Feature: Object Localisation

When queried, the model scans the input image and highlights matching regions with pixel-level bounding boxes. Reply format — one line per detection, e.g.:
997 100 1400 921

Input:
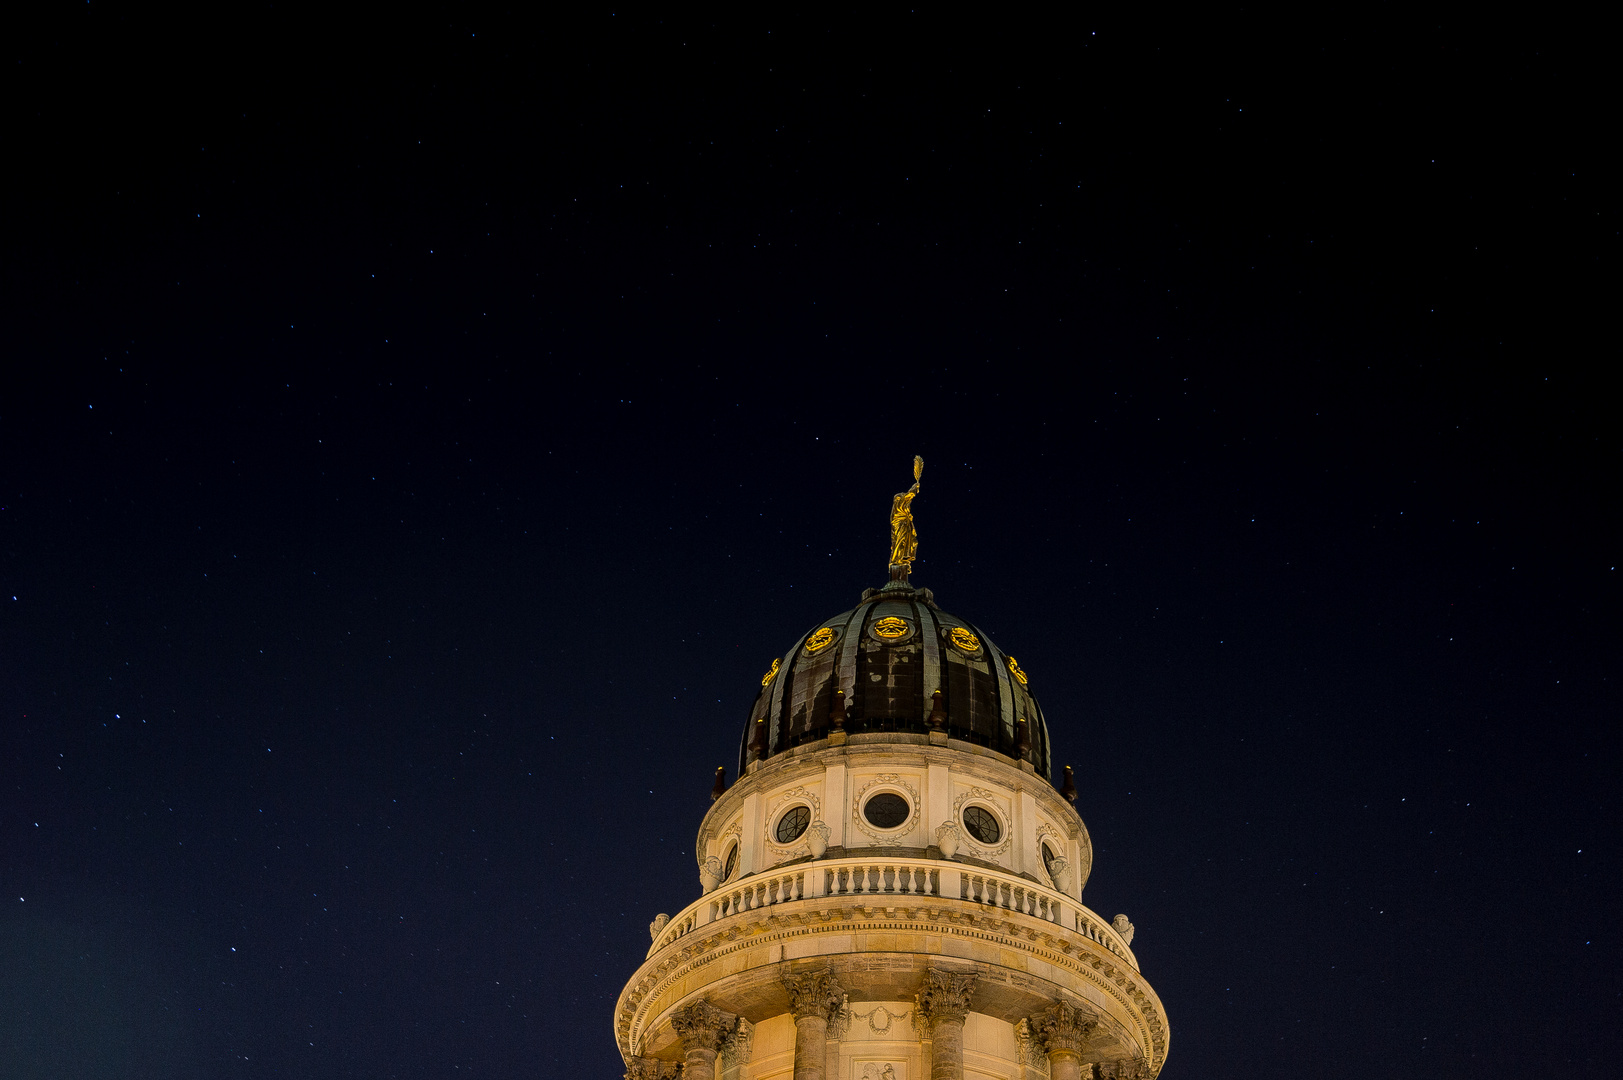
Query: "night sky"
2 10 1616 1079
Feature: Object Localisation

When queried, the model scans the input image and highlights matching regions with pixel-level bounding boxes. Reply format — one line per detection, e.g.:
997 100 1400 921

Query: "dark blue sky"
2 9 1616 1078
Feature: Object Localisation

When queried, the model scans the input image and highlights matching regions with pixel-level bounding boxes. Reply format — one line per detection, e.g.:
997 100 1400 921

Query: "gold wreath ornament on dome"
804 627 837 653
872 616 910 639
761 658 781 687
948 627 981 652
1006 655 1029 685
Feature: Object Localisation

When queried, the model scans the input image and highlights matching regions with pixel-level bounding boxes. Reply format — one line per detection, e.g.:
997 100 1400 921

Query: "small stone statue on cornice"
1111 914 1135 946
648 913 669 942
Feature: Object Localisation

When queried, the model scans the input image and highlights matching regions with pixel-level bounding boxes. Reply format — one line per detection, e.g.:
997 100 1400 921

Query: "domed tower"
616 462 1169 1080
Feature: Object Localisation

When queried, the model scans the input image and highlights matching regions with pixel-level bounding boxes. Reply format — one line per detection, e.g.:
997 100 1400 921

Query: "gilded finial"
888 456 923 583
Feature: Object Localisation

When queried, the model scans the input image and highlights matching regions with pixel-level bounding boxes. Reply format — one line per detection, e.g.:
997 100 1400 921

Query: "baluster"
930 869 940 896
881 866 893 892
865 866 879 893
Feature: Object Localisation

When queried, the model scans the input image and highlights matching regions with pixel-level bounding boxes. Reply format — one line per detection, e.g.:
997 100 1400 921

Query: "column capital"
782 966 846 1021
1026 999 1099 1057
914 968 979 1026
719 1016 755 1071
624 1057 682 1080
672 999 732 1053
1096 1059 1151 1080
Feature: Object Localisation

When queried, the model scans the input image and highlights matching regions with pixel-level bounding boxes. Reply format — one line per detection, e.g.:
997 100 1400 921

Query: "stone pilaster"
1026 1000 1099 1080
914 968 978 1080
783 967 845 1080
719 1016 755 1080
672 1000 730 1080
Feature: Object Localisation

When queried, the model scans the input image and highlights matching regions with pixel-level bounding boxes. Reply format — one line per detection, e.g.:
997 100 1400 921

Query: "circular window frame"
961 803 1003 845
951 789 1012 857
772 803 813 845
851 773 922 845
721 841 740 883
862 792 913 830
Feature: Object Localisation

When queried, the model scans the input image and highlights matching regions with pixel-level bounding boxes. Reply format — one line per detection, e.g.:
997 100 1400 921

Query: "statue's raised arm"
888 456 923 582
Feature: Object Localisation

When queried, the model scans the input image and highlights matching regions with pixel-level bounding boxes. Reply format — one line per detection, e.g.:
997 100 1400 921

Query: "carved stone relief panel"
854 1060 905 1080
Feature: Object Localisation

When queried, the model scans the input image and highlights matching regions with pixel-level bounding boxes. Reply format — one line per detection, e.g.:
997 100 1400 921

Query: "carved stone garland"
851 773 922 846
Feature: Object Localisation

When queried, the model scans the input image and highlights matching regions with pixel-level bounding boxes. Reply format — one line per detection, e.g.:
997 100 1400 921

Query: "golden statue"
888 455 923 577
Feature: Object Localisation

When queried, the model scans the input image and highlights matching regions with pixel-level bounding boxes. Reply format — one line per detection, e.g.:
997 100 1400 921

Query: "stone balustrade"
648 856 1137 968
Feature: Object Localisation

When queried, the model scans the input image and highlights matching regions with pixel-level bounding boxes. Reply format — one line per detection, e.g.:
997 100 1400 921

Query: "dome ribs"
736 587 1053 781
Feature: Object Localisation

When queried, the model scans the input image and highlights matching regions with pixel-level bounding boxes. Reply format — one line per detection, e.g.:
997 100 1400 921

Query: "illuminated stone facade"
615 581 1169 1080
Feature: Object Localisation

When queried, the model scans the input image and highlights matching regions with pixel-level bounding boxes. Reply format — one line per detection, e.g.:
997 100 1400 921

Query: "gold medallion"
872 616 909 639
804 627 836 653
948 627 981 652
1006 656 1029 685
761 658 781 687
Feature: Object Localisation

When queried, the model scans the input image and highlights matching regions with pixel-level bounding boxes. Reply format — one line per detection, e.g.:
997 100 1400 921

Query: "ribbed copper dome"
738 582 1053 781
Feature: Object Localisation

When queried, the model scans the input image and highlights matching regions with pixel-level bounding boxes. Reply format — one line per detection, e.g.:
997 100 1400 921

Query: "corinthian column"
1026 1000 1099 1080
672 1000 731 1080
914 968 978 1080
782 967 845 1080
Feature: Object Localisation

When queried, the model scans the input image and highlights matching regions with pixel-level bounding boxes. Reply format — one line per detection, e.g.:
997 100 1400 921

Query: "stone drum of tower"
616 473 1169 1080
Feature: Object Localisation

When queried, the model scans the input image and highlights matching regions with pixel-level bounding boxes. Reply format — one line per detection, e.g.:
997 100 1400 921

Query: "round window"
723 843 739 882
1041 843 1057 875
863 792 911 829
776 805 811 844
962 805 1001 844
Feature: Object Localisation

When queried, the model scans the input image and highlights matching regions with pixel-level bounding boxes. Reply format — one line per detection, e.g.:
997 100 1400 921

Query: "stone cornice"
615 897 1167 1077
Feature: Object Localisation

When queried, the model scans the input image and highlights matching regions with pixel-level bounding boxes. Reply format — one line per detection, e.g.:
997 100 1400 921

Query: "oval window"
723 843 739 882
962 805 1001 844
863 792 911 829
776 805 811 844
1041 843 1057 875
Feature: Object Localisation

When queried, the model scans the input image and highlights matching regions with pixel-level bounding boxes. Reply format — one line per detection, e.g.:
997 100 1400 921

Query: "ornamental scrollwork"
804 627 837 653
